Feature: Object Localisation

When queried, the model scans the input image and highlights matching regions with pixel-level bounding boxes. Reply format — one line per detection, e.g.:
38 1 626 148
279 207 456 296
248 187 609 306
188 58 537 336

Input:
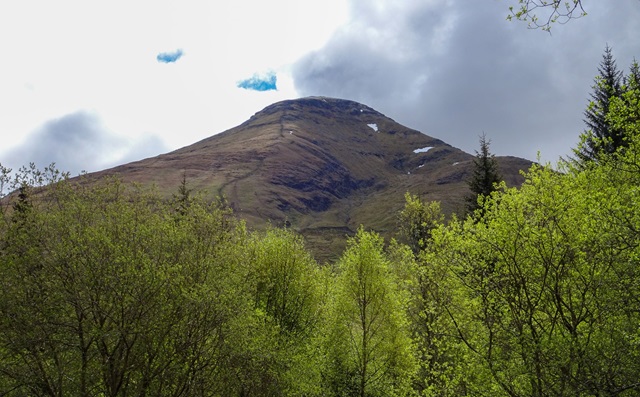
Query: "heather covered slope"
88 97 532 260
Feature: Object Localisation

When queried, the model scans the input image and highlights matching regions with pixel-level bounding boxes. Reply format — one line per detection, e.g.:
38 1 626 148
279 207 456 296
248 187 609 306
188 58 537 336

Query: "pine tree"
576 45 624 162
173 171 192 216
625 59 640 88
467 133 501 216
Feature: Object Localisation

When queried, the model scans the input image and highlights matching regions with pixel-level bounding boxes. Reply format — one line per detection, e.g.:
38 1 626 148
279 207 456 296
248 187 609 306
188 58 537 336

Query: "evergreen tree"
576 45 624 162
173 171 193 216
466 133 501 216
623 59 640 124
11 185 32 221
625 58 640 88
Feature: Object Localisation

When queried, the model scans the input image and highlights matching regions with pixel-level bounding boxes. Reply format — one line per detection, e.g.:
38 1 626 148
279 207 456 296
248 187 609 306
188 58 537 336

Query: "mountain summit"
91 96 532 260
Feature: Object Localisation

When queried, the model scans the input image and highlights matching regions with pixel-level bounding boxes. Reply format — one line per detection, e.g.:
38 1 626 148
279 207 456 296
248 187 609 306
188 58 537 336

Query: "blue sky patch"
156 49 184 63
237 72 277 91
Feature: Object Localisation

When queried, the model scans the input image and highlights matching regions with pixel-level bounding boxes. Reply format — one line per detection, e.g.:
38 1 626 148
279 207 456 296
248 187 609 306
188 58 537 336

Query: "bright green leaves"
398 192 444 255
234 227 326 396
413 67 640 395
249 228 322 338
323 228 416 397
426 160 640 395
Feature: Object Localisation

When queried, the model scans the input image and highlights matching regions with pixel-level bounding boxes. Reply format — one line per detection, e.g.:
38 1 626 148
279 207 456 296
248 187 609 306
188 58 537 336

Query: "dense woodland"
1 49 640 396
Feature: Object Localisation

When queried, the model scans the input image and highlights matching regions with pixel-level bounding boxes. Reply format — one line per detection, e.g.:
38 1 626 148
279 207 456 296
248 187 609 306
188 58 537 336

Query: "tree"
575 45 625 162
323 228 416 397
173 170 193 216
386 235 472 396
426 159 640 395
507 0 586 31
625 58 640 88
466 133 502 217
397 192 444 255
0 170 253 396
420 84 640 393
229 227 326 396
604 66 640 178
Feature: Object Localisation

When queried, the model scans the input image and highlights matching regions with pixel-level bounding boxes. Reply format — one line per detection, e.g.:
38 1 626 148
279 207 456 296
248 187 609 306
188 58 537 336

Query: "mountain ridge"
87 96 533 261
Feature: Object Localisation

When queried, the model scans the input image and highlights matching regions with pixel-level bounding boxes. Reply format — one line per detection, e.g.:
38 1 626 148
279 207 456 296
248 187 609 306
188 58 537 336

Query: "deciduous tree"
0 171 251 396
397 192 443 255
427 160 640 395
323 228 416 397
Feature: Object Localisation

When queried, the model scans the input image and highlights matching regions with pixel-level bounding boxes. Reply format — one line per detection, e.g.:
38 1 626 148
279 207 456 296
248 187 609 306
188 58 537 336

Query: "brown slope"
88 96 532 261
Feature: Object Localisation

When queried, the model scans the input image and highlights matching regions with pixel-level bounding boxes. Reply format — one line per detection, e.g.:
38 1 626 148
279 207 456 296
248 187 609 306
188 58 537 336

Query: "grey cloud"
3 111 168 175
293 0 640 163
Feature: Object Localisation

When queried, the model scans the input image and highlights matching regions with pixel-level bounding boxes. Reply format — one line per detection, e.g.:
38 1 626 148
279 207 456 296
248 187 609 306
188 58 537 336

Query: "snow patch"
418 164 425 168
289 130 294 135
452 162 460 166
367 123 379 132
413 146 433 154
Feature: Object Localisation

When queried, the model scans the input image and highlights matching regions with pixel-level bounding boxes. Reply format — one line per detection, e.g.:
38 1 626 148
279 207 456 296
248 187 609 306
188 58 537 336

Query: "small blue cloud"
237 72 277 91
157 49 184 63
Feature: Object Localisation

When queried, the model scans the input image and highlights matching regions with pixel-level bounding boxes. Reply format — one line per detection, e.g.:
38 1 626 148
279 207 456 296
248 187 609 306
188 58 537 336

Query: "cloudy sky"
1 1 639 175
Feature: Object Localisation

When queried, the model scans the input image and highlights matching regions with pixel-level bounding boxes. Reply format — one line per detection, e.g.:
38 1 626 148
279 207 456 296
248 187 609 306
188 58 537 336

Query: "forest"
1 50 640 396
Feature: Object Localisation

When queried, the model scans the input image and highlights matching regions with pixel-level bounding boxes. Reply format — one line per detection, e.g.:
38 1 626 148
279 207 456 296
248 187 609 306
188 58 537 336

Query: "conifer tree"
576 45 624 162
625 59 640 88
466 133 501 216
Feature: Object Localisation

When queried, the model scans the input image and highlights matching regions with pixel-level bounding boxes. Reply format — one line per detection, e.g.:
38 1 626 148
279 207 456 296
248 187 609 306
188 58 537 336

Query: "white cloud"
0 0 347 171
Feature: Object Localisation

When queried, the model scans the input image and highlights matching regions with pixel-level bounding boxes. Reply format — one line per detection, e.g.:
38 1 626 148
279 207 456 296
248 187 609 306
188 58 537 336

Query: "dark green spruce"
576 45 624 162
466 133 502 216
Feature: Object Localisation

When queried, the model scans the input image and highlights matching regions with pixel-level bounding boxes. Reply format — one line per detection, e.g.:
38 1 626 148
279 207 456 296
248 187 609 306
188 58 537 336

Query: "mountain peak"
248 96 387 123
88 97 533 261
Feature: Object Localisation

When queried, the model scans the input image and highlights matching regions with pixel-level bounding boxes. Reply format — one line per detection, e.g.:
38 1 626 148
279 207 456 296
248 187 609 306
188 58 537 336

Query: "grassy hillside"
85 97 532 261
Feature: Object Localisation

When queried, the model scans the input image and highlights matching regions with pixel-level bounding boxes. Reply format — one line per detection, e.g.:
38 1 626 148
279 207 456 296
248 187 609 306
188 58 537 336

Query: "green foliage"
576 45 626 163
426 157 640 395
467 133 502 217
230 227 326 396
0 166 417 397
322 228 417 397
249 227 322 338
398 193 444 255
0 172 250 396
173 171 194 216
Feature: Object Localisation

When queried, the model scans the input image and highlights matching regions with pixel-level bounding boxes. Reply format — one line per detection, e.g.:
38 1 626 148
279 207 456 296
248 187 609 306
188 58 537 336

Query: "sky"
1 1 639 175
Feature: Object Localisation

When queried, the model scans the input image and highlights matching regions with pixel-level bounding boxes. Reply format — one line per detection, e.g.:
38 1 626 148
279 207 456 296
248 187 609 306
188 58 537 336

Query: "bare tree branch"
507 0 587 32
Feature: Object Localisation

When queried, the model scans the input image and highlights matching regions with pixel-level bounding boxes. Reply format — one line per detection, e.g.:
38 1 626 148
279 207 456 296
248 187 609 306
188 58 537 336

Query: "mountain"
88 96 533 261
